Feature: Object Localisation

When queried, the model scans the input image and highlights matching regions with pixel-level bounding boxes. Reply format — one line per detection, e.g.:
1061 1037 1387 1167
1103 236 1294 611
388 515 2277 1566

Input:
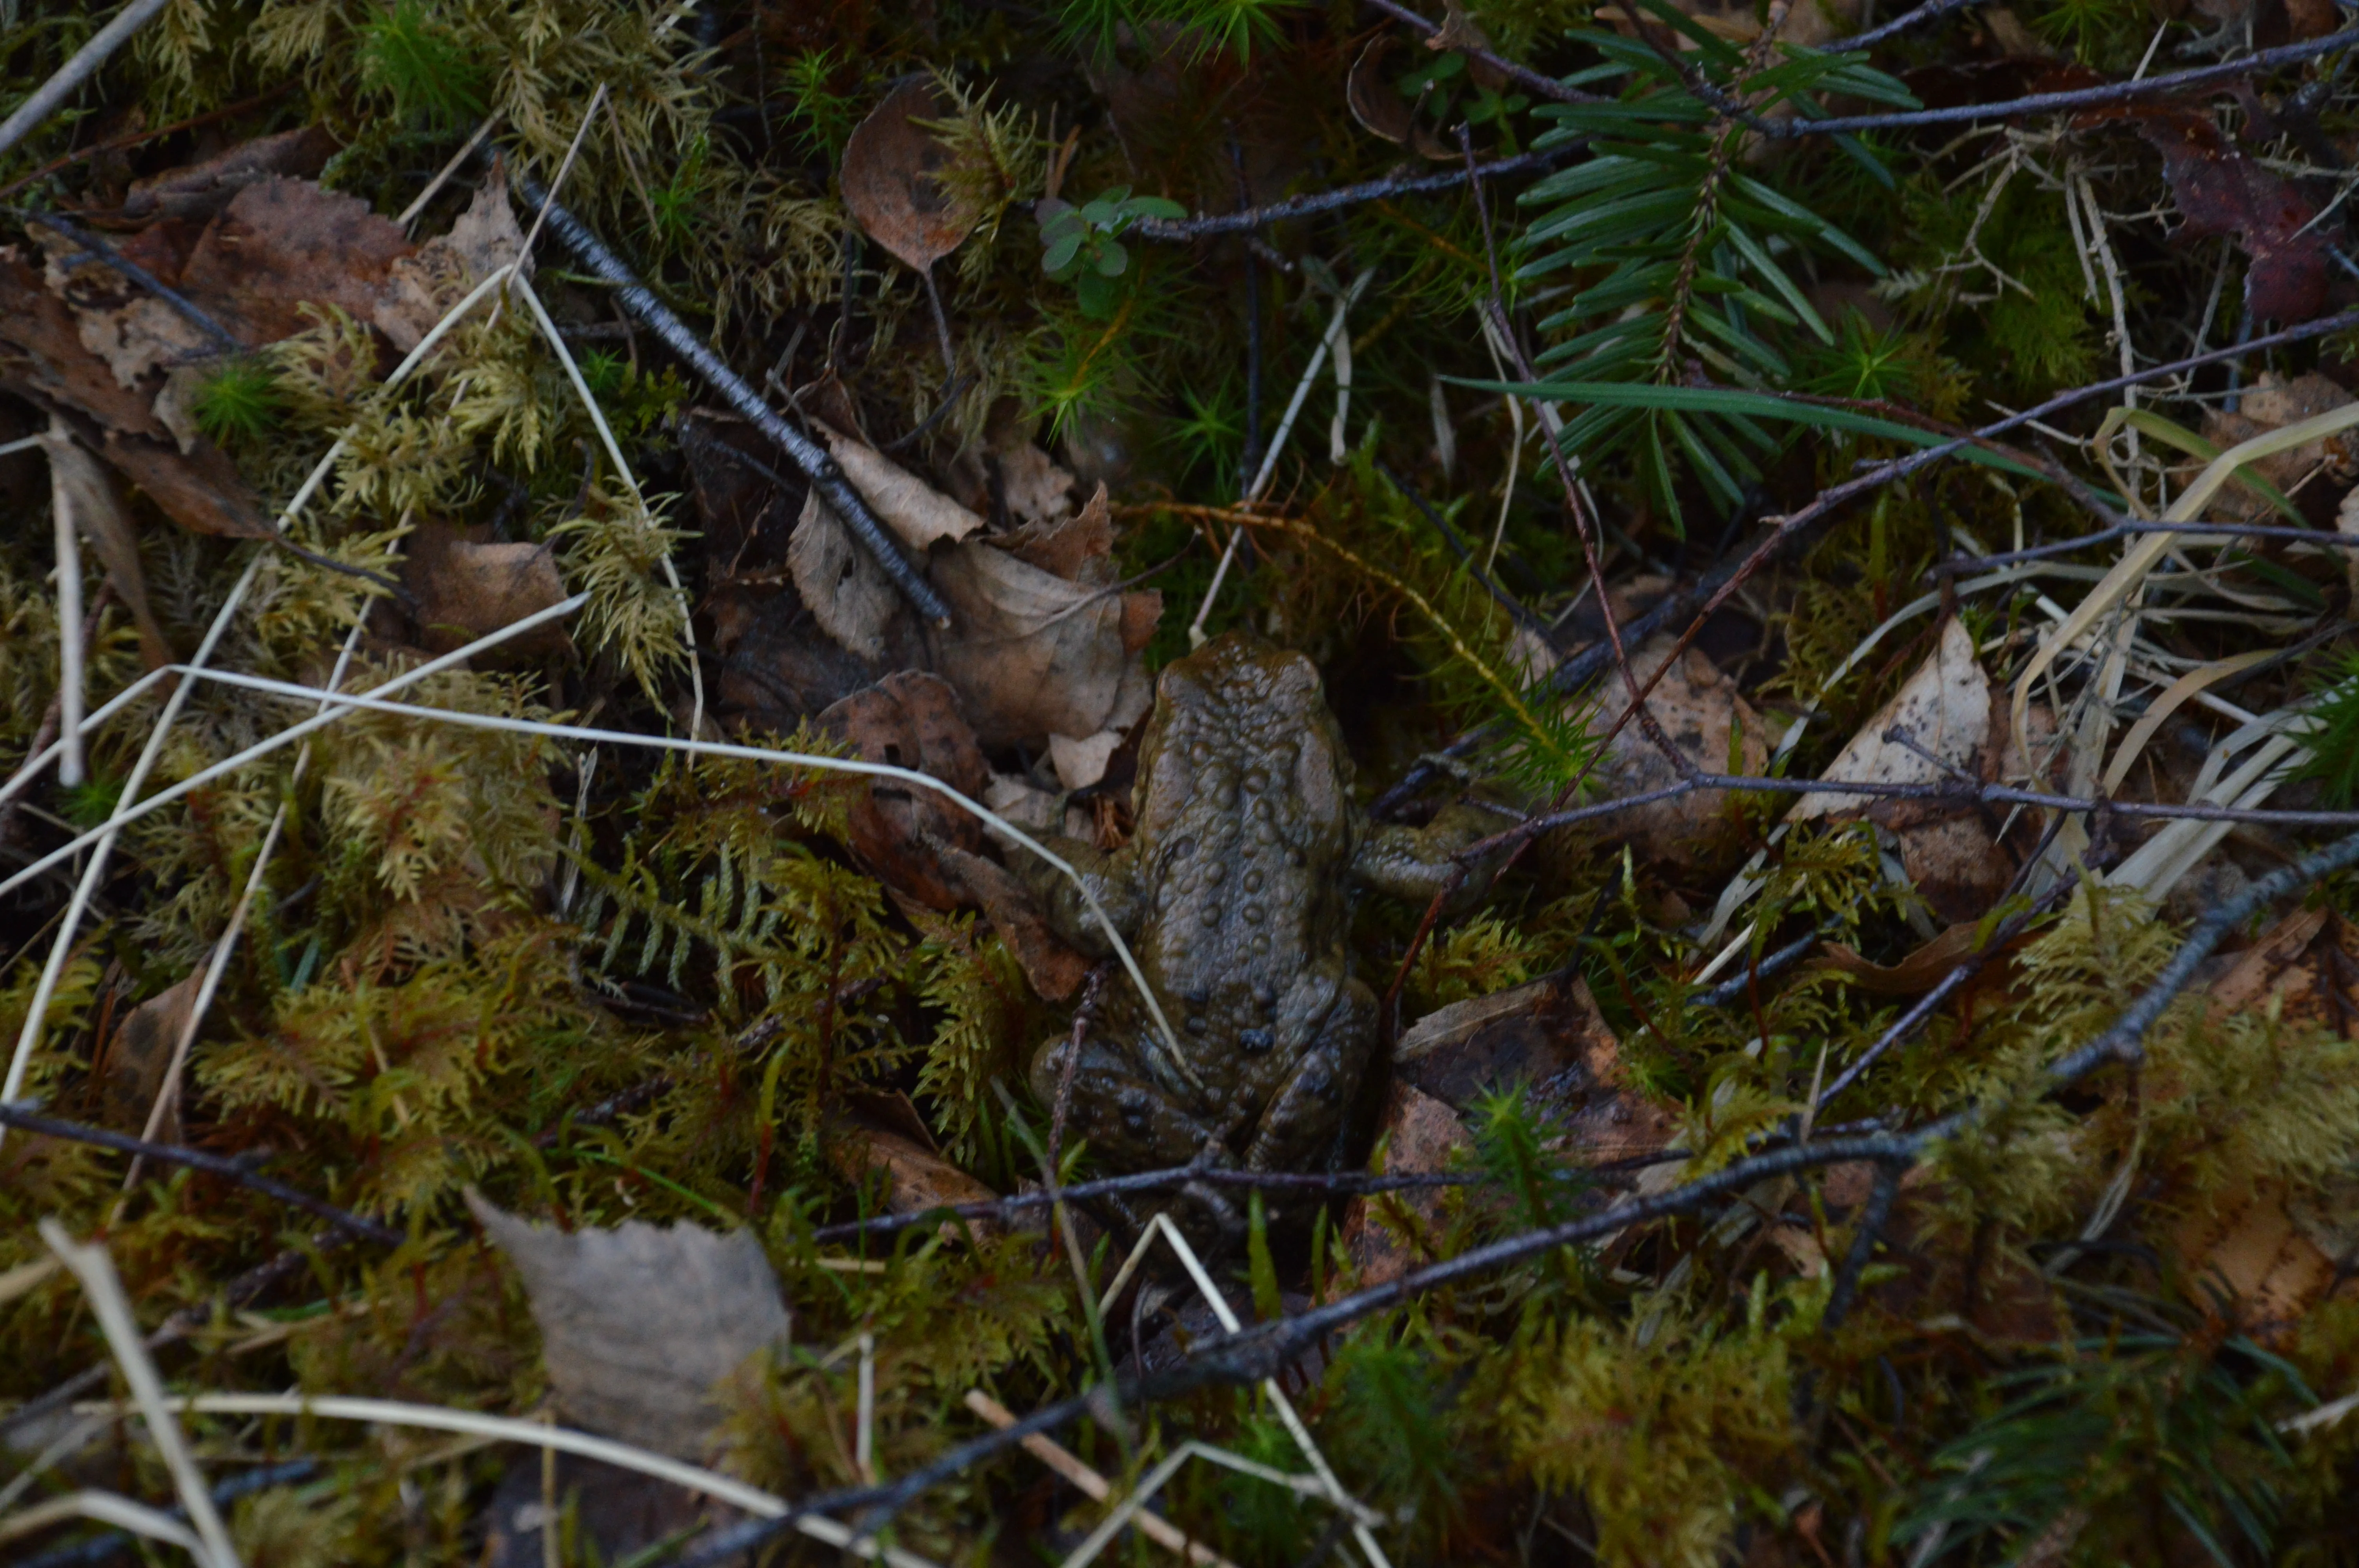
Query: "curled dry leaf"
1347 37 1456 160
0 252 269 537
1792 616 2028 924
840 77 980 273
2198 372 2357 520
44 432 171 668
820 423 984 551
817 671 990 911
95 972 199 1140
1343 972 1674 1287
787 487 900 662
1578 635 1768 872
1000 477 1113 583
469 1192 792 1462
993 441 1081 534
379 164 531 352
928 539 1158 753
117 123 338 224
402 518 573 663
936 841 1090 1000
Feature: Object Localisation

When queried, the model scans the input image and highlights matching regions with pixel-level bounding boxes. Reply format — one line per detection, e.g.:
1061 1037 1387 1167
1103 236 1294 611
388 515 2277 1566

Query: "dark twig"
1946 520 2359 569
1822 1160 1905 1332
0 85 298 206
1129 145 1574 243
1842 0 1985 52
1358 0 1607 105
510 172 952 627
20 209 241 352
0 1102 402 1245
1752 27 2359 138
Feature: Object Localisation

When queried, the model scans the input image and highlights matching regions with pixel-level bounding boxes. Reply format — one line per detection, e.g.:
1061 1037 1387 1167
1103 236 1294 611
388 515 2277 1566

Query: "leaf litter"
2 3 2359 1566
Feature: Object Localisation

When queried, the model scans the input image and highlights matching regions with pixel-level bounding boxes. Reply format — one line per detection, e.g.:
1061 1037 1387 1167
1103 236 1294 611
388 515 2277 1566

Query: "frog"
1019 631 1498 1218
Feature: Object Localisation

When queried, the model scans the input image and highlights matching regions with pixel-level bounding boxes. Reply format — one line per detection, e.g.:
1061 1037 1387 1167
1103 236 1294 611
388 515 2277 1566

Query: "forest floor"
4 0 2359 1564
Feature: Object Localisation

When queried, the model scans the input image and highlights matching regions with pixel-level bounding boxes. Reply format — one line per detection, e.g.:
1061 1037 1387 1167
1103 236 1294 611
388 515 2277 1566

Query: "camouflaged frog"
1022 632 1496 1200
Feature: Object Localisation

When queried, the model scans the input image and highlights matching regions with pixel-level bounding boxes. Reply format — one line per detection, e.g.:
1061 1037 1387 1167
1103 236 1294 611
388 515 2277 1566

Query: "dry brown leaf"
95 973 199 1140
818 671 990 910
821 425 984 551
45 432 171 668
171 178 416 347
0 256 274 537
994 441 1079 531
1812 920 2022 996
1000 478 1113 583
1579 635 1768 871
118 124 339 224
1339 1080 1470 1289
928 541 1156 750
828 1125 1001 1235
1346 36 1455 160
379 165 531 352
402 519 573 663
840 78 980 273
935 843 1090 1001
469 1193 792 1461
2197 373 2357 520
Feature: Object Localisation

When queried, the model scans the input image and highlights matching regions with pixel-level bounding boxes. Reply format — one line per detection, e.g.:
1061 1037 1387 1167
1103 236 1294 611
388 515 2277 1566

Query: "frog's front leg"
1239 978 1377 1171
1028 1030 1229 1171
1352 802 1511 915
1009 834 1146 959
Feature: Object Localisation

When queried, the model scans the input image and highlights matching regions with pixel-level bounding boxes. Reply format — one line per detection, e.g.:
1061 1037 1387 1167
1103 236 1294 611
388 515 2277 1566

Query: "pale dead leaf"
1047 729 1124 790
1000 479 1112 583
403 519 572 662
981 771 1063 834
994 441 1078 531
469 1193 792 1461
820 425 983 550
1794 617 1991 820
929 541 1156 749
379 165 531 353
46 432 171 668
787 488 898 662
840 78 981 273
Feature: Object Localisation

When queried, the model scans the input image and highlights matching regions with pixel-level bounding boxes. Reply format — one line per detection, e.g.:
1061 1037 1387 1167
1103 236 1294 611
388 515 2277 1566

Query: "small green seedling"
1036 187 1185 319
191 356 285 444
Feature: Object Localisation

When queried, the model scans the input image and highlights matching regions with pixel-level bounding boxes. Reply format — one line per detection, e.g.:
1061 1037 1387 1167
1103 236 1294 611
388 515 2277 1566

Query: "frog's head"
1132 632 1347 827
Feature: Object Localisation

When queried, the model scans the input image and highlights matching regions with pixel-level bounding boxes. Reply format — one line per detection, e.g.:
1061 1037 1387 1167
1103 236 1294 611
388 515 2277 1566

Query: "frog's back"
1127 635 1357 1037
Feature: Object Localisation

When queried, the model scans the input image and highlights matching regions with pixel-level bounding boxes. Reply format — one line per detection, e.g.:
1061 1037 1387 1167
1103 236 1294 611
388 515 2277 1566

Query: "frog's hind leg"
1238 978 1377 1173
1027 1032 1226 1173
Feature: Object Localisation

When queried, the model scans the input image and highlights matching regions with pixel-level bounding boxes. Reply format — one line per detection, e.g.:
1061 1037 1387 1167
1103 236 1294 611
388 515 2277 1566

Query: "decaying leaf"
469 1193 792 1461
787 488 900 662
0 253 270 537
379 165 531 352
1000 477 1112 582
173 178 418 347
402 518 573 663
993 441 1081 534
928 540 1157 752
828 1123 1002 1235
1792 616 2027 923
840 78 981 273
2198 372 2357 519
1346 37 1454 160
44 431 171 668
117 123 339 223
2130 109 2331 326
1580 636 1768 871
95 972 200 1140
818 671 991 910
1344 972 1676 1287
936 841 1091 1001
820 424 984 551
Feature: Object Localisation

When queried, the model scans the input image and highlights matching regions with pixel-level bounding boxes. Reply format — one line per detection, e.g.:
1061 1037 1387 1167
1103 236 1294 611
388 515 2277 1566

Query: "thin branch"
20 210 242 352
1821 1160 1904 1332
1762 27 2359 138
0 86 297 207
508 172 952 628
1843 0 1985 52
1946 520 2359 569
1129 145 1573 243
0 1103 404 1247
1357 0 1605 105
